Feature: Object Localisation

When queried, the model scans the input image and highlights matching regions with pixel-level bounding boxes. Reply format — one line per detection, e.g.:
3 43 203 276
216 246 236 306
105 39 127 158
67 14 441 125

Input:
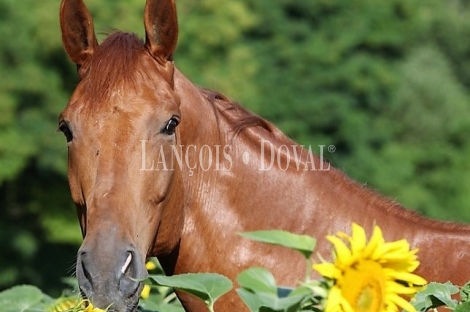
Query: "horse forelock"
78 32 147 103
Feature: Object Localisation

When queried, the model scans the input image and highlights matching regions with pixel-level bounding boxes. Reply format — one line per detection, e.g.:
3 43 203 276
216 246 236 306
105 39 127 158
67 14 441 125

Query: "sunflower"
48 297 81 312
81 301 109 312
141 284 151 300
313 223 427 312
49 298 108 312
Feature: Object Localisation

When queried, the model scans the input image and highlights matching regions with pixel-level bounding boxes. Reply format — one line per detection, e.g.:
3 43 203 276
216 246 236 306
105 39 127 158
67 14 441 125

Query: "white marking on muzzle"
121 253 132 275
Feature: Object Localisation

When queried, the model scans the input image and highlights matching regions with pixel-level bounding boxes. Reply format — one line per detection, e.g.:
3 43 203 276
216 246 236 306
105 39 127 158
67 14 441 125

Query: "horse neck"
172 69 227 184
169 69 470 286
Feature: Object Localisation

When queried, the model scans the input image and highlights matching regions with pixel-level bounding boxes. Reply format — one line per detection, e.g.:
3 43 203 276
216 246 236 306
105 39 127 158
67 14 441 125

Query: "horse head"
59 0 183 310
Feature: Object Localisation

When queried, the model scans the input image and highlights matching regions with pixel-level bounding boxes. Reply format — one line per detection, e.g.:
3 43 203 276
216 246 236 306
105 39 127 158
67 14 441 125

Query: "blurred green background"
2 0 470 297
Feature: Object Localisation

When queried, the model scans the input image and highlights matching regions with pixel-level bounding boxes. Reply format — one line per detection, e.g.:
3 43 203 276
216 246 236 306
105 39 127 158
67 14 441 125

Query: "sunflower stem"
207 301 215 312
305 258 313 283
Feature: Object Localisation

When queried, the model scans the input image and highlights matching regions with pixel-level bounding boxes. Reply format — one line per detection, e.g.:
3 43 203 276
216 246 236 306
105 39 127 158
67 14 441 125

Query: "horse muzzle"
76 245 147 311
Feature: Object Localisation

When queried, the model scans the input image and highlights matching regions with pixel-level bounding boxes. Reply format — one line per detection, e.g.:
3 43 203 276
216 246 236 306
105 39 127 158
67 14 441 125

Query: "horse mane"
79 32 146 103
198 89 470 232
198 88 273 135
338 166 470 232
198 88 297 148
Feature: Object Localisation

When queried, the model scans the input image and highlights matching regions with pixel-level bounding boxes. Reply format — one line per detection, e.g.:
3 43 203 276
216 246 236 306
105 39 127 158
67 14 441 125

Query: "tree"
231 0 470 221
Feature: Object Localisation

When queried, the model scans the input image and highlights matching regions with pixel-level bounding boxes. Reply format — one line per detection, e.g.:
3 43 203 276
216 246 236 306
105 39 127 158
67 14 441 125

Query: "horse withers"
59 0 470 311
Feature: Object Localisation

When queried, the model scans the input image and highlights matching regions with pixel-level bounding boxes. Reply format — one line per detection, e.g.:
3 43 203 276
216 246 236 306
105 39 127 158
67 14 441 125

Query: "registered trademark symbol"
328 145 336 153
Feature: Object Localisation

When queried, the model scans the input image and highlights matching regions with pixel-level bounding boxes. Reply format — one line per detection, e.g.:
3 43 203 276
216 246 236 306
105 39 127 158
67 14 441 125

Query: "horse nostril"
118 250 144 297
121 252 133 275
76 251 93 296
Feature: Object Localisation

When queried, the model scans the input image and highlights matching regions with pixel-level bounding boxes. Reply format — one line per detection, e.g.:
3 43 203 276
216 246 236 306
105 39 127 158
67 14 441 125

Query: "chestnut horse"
59 0 470 311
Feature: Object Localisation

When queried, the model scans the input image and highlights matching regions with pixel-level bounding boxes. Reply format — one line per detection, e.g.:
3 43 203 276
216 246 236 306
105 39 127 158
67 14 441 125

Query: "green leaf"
239 230 316 259
237 289 306 312
260 293 307 312
144 273 232 310
455 301 470 312
236 268 310 312
237 288 278 312
0 285 46 312
237 267 278 295
461 281 470 303
411 282 459 311
138 288 185 312
139 299 185 312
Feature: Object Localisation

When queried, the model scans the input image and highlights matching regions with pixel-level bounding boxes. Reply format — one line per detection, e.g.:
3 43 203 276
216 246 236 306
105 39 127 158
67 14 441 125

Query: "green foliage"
0 0 81 294
0 0 69 180
234 231 324 312
144 273 232 312
411 281 470 312
239 230 316 259
236 268 320 312
412 282 460 311
138 287 184 312
176 0 260 104
0 285 52 312
238 0 470 222
0 229 469 312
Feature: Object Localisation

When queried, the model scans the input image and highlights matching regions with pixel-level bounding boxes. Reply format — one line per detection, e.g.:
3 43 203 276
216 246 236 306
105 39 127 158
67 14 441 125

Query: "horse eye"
161 117 179 135
58 120 73 143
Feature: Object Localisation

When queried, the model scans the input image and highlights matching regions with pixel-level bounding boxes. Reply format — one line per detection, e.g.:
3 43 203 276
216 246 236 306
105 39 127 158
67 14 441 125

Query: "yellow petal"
313 263 342 279
145 261 157 271
385 281 420 295
140 284 151 299
324 287 342 312
340 298 356 312
383 259 420 272
349 223 367 255
384 269 427 286
364 225 384 258
327 236 353 265
378 240 411 257
387 293 417 312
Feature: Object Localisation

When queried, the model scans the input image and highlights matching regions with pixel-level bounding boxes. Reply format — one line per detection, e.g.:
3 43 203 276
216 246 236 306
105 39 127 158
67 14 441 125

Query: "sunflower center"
340 260 385 312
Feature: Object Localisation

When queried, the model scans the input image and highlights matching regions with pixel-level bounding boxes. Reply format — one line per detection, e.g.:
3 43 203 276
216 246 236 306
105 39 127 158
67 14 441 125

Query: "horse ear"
60 0 98 67
144 0 178 64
